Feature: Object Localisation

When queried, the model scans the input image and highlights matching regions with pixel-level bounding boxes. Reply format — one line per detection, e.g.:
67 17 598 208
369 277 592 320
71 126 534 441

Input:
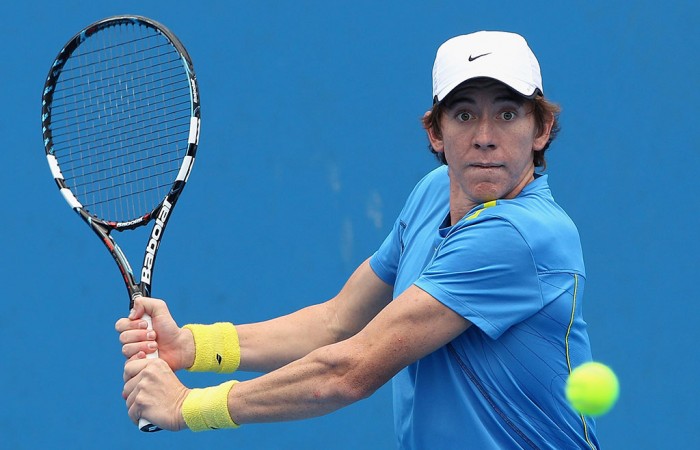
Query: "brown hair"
421 91 561 170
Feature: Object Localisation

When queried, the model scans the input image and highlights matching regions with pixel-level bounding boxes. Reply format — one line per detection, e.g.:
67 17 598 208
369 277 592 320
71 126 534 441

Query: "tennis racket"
41 15 201 432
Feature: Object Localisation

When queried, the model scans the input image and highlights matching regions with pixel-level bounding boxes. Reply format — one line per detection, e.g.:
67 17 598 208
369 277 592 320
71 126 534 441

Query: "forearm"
228 340 377 424
236 259 393 373
236 303 340 373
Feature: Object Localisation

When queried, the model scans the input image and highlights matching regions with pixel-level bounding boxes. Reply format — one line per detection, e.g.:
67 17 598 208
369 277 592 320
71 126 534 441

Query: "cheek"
513 121 540 150
441 136 467 162
524 117 546 149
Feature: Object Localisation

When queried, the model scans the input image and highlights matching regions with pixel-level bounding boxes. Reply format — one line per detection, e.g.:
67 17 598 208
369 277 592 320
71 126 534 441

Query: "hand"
115 297 195 371
122 357 189 431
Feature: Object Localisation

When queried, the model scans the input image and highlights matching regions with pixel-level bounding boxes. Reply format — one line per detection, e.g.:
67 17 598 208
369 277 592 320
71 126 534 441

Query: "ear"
533 111 555 151
423 110 445 153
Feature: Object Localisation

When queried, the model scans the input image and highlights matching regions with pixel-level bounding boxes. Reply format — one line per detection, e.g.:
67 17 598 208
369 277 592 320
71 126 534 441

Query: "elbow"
322 298 357 343
338 371 380 403
313 337 396 407
326 350 387 404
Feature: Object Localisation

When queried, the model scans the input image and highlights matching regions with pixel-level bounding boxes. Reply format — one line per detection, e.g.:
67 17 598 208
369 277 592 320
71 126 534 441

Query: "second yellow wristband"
182 380 240 431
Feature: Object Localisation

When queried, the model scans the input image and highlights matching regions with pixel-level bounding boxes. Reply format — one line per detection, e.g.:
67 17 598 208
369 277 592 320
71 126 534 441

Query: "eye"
500 111 516 121
457 112 474 122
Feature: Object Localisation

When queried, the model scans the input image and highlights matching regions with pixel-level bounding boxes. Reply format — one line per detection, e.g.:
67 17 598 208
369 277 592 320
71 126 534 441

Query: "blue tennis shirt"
370 166 599 450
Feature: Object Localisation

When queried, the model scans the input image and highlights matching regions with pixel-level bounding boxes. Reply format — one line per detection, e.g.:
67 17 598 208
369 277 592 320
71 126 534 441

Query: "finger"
116 318 152 334
126 350 148 364
123 358 149 382
115 318 128 332
128 302 145 320
119 328 156 345
133 297 170 322
125 381 142 424
127 401 139 425
122 360 142 400
119 327 157 360
122 341 158 360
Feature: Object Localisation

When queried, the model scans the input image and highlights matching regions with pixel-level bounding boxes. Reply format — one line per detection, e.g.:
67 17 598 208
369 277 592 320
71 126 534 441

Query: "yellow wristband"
183 323 240 373
182 380 240 431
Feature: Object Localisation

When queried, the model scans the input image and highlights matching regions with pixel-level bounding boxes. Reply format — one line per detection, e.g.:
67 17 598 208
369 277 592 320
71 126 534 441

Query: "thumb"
130 297 168 321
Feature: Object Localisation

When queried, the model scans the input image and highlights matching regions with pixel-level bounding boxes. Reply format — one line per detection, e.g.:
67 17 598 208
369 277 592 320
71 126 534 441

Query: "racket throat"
140 198 173 288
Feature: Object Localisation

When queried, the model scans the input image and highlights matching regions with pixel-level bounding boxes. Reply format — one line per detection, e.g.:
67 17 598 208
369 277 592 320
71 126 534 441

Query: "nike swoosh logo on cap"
468 53 492 62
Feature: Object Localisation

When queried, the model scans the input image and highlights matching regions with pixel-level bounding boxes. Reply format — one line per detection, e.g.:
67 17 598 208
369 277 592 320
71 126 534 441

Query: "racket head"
41 15 201 231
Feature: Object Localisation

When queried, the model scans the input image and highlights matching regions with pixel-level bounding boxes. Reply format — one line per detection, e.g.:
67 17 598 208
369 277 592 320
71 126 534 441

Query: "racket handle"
138 312 162 432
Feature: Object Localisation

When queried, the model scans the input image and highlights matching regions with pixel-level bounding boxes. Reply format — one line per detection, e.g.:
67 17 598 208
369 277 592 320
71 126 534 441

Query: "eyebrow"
496 91 525 103
444 91 525 109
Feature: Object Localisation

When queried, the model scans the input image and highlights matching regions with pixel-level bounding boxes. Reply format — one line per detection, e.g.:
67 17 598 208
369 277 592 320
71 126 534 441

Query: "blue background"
1 1 698 448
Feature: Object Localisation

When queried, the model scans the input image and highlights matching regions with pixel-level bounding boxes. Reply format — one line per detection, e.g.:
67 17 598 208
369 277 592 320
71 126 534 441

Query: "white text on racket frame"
141 199 172 285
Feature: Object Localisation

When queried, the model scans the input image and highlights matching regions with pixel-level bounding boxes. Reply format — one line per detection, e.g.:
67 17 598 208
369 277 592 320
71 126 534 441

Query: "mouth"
469 163 503 169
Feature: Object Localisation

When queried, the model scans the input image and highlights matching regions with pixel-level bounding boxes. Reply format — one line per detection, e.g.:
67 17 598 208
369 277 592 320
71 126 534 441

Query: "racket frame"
41 15 201 432
42 14 200 303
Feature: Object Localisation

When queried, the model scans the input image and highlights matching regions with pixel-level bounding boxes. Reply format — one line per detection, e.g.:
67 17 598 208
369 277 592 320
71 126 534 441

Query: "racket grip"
138 312 162 432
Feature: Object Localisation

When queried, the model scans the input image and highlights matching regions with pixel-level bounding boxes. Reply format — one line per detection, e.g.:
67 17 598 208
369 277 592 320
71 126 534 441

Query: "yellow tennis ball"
565 362 619 416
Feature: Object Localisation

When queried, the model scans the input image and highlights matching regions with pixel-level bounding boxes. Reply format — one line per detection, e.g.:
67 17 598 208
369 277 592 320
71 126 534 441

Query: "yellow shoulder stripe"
465 200 497 221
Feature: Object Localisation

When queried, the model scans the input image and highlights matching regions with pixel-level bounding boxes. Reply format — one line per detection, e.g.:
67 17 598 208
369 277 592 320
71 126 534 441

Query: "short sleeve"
414 217 542 339
370 217 404 286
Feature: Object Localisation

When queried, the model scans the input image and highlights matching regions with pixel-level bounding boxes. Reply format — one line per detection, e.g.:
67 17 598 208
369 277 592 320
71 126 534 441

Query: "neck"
446 170 537 226
448 183 477 226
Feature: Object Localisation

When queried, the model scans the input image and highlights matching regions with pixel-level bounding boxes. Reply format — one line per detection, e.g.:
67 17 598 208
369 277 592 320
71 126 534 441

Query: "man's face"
428 79 552 206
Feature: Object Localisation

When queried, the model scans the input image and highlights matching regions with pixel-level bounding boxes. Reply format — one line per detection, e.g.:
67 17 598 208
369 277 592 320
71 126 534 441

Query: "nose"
473 119 496 150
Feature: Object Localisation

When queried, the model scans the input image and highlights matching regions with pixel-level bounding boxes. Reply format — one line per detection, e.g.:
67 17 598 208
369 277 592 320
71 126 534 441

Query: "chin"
468 183 503 203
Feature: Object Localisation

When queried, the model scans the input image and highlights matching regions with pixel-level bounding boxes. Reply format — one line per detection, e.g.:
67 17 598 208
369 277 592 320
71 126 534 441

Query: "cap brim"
435 74 540 103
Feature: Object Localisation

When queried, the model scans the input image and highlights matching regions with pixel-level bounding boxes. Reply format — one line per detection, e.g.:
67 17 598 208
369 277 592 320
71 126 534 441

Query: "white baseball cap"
432 31 543 103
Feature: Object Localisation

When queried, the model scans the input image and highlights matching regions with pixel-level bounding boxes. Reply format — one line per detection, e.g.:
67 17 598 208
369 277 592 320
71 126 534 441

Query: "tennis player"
117 30 599 449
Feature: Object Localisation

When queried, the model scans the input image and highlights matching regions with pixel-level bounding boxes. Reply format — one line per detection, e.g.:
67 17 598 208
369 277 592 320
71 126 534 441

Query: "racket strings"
49 65 188 123
55 41 175 85
66 32 159 62
51 100 191 151
83 174 180 209
69 134 186 185
48 22 192 223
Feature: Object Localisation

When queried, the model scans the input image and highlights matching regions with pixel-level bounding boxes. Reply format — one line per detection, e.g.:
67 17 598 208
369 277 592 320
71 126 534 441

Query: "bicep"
324 258 394 341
